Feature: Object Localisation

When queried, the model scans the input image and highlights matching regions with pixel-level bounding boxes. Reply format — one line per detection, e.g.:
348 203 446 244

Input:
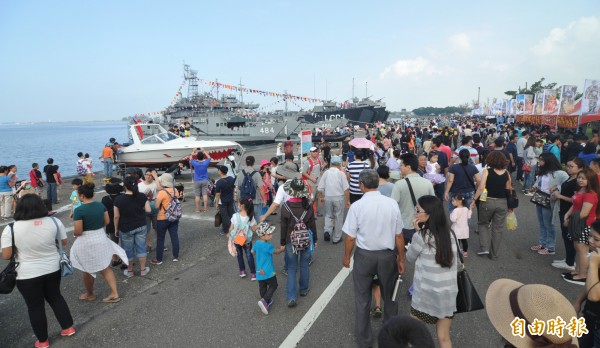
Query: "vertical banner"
582 79 600 115
524 95 534 114
542 89 559 115
300 130 312 168
534 93 544 115
516 95 525 115
560 85 578 115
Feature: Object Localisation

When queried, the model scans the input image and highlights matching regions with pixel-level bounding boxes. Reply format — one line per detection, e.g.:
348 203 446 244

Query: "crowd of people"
6 116 600 347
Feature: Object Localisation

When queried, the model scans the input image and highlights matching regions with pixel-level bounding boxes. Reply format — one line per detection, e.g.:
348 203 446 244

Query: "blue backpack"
240 170 258 200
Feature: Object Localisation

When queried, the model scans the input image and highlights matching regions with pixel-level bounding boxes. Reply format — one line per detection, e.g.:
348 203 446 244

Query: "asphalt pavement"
0 146 584 347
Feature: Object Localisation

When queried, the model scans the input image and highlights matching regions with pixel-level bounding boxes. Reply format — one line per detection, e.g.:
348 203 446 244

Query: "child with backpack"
252 222 285 315
228 197 259 280
280 179 318 308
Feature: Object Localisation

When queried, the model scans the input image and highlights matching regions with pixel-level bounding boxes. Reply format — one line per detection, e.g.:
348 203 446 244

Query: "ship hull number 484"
259 127 275 133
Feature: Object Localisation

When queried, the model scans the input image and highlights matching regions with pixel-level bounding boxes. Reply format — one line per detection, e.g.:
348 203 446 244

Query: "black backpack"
240 170 258 200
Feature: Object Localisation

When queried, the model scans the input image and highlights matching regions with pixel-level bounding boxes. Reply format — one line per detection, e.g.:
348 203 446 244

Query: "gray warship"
162 65 286 145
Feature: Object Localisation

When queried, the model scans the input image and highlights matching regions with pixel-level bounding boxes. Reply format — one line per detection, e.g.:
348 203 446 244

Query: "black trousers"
219 203 235 234
349 193 363 204
17 270 73 342
258 276 278 302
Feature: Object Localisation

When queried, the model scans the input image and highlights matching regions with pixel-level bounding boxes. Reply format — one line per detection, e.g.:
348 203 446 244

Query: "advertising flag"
559 85 578 115
582 79 600 116
516 95 525 115
524 95 534 114
542 89 559 115
300 130 312 158
534 93 544 114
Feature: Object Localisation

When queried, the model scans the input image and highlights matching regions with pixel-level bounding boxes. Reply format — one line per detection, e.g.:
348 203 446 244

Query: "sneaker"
267 299 273 307
372 306 382 318
35 341 49 348
476 251 490 256
172 258 179 262
60 327 76 337
530 245 544 251
251 273 257 281
140 267 150 276
300 289 310 297
282 269 288 276
538 248 556 255
123 269 134 278
150 259 163 265
562 272 577 278
524 191 534 196
552 261 575 271
564 277 586 285
258 299 269 315
462 251 468 258
324 232 331 242
287 300 297 308
240 270 247 278
552 259 566 264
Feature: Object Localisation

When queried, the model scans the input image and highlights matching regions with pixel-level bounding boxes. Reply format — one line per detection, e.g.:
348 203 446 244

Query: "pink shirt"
450 207 471 239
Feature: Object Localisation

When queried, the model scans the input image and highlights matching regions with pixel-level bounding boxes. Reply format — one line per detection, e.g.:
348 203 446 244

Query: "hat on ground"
260 159 271 168
159 173 174 188
486 278 578 348
330 155 342 165
256 222 276 237
310 146 318 152
283 178 310 198
276 162 301 180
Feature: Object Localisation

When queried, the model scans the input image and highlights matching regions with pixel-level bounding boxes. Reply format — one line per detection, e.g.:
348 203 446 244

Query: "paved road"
0 146 583 347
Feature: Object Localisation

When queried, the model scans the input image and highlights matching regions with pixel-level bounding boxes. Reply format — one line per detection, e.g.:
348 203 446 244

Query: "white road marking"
279 258 354 348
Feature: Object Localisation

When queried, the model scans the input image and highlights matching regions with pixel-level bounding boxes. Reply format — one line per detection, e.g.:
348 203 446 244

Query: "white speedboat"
117 123 243 168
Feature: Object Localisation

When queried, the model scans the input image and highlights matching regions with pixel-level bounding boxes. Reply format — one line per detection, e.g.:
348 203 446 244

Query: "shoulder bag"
452 231 484 313
50 217 73 277
0 223 19 294
530 189 551 208
506 172 519 209
460 164 477 191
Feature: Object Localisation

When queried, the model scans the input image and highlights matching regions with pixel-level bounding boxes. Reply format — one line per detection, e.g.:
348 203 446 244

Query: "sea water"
0 122 129 179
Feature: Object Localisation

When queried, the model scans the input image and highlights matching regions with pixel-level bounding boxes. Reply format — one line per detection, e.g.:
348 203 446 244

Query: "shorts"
193 180 210 197
411 307 454 325
119 225 148 260
570 225 592 245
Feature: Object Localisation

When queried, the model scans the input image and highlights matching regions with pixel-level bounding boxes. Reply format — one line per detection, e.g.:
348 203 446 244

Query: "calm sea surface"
0 122 129 179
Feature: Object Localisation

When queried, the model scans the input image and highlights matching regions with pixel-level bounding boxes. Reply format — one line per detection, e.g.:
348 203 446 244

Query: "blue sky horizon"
1 0 598 122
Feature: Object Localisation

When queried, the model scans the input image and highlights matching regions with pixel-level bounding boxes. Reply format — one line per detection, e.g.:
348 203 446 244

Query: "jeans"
235 242 256 274
259 276 278 302
219 203 234 234
448 191 474 214
516 156 524 181
103 158 114 178
536 205 556 251
285 243 311 301
16 270 73 342
156 219 180 261
559 212 576 266
254 203 264 222
524 164 537 190
119 225 148 260
433 181 445 201
46 182 58 204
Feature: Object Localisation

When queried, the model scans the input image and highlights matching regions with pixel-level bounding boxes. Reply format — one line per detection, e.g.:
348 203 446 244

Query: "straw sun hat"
486 279 579 347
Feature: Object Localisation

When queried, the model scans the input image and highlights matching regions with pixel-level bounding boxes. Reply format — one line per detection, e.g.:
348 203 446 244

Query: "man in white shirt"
302 147 323 216
515 131 529 183
317 156 350 243
391 153 435 244
342 169 405 348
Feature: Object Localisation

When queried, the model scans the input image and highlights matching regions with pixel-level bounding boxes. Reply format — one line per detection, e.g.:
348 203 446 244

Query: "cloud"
531 16 599 56
448 33 471 52
379 56 438 79
479 60 510 73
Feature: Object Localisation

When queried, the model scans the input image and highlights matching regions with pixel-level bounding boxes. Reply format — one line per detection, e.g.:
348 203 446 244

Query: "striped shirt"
346 161 370 195
406 230 459 318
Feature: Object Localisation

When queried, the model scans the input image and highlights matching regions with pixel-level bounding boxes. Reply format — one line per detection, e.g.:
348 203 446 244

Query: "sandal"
102 296 121 303
79 293 96 302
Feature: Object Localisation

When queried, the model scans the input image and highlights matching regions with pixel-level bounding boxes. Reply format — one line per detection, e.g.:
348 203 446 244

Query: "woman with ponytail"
113 176 151 277
444 149 481 214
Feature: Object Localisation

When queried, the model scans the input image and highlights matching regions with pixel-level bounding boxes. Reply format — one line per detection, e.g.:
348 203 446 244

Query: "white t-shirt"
138 181 158 200
1 217 67 280
273 181 292 205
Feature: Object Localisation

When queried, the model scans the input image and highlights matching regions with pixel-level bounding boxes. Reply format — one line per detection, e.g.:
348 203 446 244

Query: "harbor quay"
0 143 584 348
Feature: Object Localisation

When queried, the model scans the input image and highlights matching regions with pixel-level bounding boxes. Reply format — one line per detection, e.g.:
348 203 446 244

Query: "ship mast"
284 90 288 115
183 64 199 98
239 79 245 116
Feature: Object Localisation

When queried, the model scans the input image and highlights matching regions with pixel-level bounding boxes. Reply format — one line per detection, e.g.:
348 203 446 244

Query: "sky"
1 0 599 122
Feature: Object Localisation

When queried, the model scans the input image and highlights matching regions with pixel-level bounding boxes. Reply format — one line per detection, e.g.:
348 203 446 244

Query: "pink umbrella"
349 137 374 149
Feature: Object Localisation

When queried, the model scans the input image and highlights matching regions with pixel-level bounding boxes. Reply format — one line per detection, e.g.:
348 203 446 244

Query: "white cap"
309 147 317 152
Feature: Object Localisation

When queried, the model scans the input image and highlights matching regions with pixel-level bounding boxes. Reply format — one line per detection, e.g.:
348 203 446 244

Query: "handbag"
0 223 19 294
214 211 222 227
506 173 519 209
521 163 532 172
233 214 248 246
452 232 484 313
530 189 551 208
50 217 73 277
